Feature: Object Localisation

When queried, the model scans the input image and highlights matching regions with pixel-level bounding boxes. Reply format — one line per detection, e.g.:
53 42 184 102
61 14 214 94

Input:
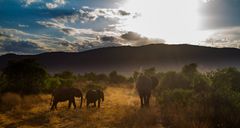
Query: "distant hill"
1 44 240 74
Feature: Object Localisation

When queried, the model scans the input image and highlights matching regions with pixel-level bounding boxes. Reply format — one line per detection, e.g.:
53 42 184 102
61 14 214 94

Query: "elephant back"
86 89 99 101
52 87 78 101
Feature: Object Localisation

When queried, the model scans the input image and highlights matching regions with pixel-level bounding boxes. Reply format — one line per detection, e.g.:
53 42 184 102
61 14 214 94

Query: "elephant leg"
98 100 100 108
146 93 151 107
55 102 58 109
51 101 56 110
140 95 144 108
94 101 96 107
143 95 148 107
87 100 89 108
68 100 72 109
73 99 76 109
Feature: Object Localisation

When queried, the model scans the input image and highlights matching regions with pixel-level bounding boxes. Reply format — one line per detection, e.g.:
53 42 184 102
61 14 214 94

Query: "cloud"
46 0 66 9
53 7 136 24
204 27 240 48
18 24 29 28
23 0 40 6
37 21 100 37
121 31 165 46
0 28 123 55
0 40 46 55
121 31 142 41
100 36 118 42
46 3 58 9
0 28 74 54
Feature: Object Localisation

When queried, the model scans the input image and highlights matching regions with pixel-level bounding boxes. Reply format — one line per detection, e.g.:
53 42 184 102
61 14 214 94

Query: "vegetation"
0 59 48 94
156 64 240 128
1 59 240 127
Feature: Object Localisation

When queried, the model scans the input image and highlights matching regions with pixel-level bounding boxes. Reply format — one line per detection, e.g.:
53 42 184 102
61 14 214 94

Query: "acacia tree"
1 59 48 94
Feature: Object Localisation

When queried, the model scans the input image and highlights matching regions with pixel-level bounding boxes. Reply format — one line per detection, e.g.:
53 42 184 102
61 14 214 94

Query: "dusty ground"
0 87 163 128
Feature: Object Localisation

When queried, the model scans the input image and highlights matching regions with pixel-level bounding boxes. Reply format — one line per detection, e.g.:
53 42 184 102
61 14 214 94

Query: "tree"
1 59 48 94
144 67 156 76
132 71 140 81
55 71 75 79
160 71 191 90
182 63 198 78
211 67 240 92
109 71 126 84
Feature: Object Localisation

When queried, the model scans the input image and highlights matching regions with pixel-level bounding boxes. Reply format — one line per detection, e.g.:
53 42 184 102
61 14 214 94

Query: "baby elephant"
86 89 104 108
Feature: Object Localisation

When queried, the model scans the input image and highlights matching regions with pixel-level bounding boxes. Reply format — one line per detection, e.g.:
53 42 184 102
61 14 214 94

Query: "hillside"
0 44 240 74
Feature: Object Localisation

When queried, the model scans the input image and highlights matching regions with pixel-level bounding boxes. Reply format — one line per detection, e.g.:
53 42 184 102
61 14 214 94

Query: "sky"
0 0 240 55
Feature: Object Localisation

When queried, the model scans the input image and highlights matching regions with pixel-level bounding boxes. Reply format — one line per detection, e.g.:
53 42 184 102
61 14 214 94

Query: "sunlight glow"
120 0 212 44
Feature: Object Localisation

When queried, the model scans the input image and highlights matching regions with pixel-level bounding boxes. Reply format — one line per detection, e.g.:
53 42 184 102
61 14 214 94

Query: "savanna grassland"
0 87 163 128
1 59 240 128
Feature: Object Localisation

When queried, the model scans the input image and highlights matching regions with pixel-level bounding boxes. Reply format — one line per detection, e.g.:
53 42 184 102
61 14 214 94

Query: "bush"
157 89 194 105
211 87 240 127
211 67 240 92
109 71 127 84
81 83 106 92
43 77 62 92
0 93 21 110
1 59 48 94
159 71 191 90
156 65 240 128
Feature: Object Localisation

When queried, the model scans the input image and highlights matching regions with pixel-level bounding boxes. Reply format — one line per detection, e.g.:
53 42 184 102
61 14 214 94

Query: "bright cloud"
23 0 40 6
46 0 66 9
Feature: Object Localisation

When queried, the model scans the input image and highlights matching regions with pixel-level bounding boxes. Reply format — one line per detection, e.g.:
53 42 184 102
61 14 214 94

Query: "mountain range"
0 44 240 75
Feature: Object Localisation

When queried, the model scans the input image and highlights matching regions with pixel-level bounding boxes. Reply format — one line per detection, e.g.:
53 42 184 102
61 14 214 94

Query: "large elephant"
136 74 158 108
86 89 104 108
50 87 83 110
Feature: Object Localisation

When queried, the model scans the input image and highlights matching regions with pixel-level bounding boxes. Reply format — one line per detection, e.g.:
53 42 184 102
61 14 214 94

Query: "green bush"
211 87 240 127
159 71 191 89
81 83 106 93
155 65 240 128
1 59 48 94
109 71 127 84
157 89 194 105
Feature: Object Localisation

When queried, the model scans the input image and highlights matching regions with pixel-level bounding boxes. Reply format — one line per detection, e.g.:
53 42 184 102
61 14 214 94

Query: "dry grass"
160 102 213 128
0 87 163 128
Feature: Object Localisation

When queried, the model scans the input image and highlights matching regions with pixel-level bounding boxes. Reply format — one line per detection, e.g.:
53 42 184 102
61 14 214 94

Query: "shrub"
159 71 191 90
109 71 127 84
211 87 240 127
211 67 240 92
81 82 107 92
1 59 48 94
0 93 21 110
155 64 240 128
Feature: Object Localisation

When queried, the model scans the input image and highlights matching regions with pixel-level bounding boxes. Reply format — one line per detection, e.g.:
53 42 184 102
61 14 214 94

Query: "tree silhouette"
109 71 126 84
1 59 48 94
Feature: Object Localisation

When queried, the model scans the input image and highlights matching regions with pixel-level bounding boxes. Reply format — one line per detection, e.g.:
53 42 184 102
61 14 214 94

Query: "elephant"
136 74 158 108
85 89 104 108
50 87 83 110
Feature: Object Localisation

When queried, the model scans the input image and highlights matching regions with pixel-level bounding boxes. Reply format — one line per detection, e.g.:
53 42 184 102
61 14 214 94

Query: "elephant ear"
151 77 159 89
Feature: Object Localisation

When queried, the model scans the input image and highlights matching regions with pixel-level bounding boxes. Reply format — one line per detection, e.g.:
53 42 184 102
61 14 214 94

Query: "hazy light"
119 0 212 44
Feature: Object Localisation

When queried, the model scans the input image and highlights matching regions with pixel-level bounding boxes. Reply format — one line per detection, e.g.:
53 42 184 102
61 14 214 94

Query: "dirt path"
0 87 163 128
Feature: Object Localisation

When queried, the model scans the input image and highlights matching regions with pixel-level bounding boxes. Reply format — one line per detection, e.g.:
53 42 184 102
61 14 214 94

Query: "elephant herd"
50 88 104 110
50 74 158 110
